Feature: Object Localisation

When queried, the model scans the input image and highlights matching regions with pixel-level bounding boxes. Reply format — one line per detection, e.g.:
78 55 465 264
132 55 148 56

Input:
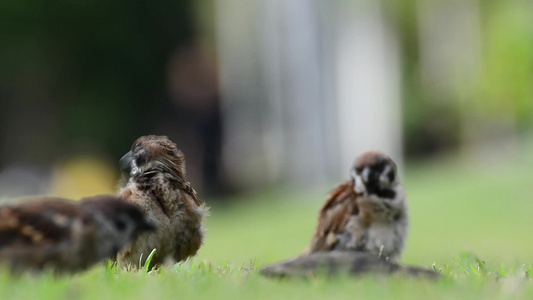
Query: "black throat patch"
375 188 396 199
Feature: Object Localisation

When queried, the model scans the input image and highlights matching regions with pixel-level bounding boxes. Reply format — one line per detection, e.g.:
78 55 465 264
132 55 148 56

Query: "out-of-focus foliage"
0 0 230 196
391 0 533 156
476 1 533 127
0 0 195 163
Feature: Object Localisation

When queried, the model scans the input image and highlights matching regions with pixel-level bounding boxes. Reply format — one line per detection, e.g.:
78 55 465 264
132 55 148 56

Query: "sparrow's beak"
361 167 372 183
119 151 134 175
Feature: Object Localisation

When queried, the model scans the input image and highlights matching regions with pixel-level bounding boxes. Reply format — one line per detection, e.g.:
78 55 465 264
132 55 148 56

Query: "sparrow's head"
350 151 398 197
80 195 156 255
119 135 186 181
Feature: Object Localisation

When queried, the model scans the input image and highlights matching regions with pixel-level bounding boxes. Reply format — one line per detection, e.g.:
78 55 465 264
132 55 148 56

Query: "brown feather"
0 198 86 247
304 180 359 254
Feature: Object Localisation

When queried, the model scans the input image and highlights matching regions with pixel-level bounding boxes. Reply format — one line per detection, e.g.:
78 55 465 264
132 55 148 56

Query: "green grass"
2 143 533 299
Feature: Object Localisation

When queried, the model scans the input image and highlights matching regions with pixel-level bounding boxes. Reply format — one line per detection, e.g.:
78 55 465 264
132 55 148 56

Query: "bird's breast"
366 224 396 250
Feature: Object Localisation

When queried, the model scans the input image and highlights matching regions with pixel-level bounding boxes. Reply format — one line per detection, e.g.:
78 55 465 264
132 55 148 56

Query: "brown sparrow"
304 151 408 261
0 195 155 273
117 135 208 268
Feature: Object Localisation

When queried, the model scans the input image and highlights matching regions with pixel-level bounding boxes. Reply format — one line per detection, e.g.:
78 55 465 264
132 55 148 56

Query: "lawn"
1 142 533 299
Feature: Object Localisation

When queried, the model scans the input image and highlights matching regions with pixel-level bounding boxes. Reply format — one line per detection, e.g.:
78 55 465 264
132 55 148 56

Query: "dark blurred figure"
164 41 228 196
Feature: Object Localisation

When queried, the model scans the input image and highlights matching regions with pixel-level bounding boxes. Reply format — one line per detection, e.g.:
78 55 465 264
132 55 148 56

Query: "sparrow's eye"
114 219 127 231
136 155 146 166
387 170 395 182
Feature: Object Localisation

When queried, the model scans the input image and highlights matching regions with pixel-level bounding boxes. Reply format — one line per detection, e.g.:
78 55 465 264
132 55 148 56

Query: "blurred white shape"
271 0 328 186
215 0 402 188
335 1 403 174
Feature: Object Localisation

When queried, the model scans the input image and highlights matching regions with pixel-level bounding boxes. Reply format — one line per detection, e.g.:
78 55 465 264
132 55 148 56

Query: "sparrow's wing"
169 177 202 207
183 182 201 206
304 180 359 254
0 198 83 248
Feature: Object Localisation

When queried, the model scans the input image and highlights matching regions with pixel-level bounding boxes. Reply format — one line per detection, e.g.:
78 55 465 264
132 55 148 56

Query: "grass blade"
453 257 468 275
144 249 157 273
138 253 144 270
469 264 479 275
500 265 506 277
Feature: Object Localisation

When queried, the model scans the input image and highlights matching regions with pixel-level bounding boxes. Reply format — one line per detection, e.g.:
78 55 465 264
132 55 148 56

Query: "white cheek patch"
131 159 140 176
379 165 392 187
354 175 366 193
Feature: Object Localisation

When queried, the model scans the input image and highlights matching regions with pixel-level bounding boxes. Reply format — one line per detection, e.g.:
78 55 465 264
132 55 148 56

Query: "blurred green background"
0 0 533 273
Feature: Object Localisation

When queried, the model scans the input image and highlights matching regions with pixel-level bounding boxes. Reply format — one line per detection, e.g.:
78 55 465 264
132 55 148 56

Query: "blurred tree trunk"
215 0 331 188
215 0 403 188
334 1 403 173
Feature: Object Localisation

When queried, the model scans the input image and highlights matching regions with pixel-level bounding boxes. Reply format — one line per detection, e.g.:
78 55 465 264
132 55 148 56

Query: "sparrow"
304 151 408 261
117 135 208 268
260 251 438 279
0 195 155 273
